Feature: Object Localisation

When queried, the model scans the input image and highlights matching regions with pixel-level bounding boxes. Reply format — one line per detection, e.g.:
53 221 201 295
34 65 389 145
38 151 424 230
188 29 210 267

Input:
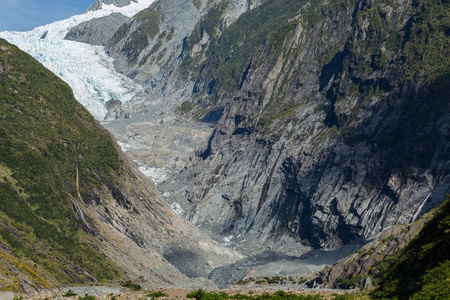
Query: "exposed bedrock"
158 0 450 254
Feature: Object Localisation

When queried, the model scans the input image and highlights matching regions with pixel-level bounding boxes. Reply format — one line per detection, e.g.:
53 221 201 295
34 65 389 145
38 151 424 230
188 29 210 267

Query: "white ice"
117 141 171 185
170 202 184 215
222 235 234 246
138 165 171 186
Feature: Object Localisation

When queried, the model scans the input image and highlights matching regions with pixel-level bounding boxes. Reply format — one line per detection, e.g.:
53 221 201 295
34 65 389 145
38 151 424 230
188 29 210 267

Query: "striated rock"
360 276 372 290
104 0 259 86
92 0 448 277
158 0 450 255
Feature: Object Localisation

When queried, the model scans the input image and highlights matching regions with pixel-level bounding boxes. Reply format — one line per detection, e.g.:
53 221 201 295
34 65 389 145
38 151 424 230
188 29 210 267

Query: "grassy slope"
0 38 123 289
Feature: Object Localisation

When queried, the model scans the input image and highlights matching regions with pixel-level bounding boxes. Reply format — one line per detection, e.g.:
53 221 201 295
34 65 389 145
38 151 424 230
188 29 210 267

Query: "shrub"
63 290 78 297
78 294 96 300
121 280 142 291
146 291 169 298
334 275 363 289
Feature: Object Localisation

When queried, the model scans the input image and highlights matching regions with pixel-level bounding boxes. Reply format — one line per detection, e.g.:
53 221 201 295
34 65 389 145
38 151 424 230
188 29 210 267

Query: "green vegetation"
371 197 450 299
186 289 324 300
177 100 196 113
257 102 302 132
380 235 394 244
0 39 122 284
193 0 202 10
146 291 169 298
78 294 96 300
348 0 449 169
121 281 142 291
335 275 364 289
63 290 78 297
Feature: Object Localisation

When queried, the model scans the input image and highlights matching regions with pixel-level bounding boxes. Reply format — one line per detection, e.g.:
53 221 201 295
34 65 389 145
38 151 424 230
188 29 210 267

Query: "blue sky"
0 0 95 32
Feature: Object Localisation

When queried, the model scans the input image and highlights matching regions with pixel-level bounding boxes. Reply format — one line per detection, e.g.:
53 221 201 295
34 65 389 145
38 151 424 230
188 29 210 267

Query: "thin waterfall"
411 192 432 223
72 200 91 229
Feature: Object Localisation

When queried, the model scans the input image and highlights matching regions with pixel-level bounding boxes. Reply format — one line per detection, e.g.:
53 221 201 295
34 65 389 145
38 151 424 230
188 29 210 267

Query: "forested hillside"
0 38 123 288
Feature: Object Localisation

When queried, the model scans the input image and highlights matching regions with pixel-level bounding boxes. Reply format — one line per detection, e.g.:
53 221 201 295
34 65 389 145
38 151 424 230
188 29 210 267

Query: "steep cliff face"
159 0 450 253
0 38 242 293
71 148 243 287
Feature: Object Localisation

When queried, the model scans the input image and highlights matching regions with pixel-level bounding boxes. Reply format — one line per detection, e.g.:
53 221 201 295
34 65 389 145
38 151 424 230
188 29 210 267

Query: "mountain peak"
87 0 137 12
86 0 154 15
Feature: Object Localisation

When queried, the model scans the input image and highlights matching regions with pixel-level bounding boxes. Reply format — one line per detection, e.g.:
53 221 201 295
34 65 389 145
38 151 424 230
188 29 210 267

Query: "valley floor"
3 286 352 300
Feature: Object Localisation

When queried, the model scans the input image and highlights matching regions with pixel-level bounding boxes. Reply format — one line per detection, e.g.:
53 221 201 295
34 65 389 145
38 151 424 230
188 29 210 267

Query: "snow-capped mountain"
0 0 155 120
87 0 157 15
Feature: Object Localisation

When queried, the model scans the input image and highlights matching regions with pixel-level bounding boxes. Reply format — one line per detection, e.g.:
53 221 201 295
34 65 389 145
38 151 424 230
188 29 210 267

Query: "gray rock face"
158 0 450 255
100 0 448 276
65 13 129 46
104 0 259 85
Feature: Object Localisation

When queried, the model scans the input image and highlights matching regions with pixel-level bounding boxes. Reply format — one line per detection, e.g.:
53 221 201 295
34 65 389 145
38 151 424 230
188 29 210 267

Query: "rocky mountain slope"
307 209 431 290
79 0 450 258
3 0 448 291
155 0 450 255
96 0 265 184
370 196 450 299
0 38 242 293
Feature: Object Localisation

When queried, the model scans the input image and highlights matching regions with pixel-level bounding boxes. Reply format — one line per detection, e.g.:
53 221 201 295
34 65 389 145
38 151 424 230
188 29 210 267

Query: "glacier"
0 0 176 185
0 0 156 120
